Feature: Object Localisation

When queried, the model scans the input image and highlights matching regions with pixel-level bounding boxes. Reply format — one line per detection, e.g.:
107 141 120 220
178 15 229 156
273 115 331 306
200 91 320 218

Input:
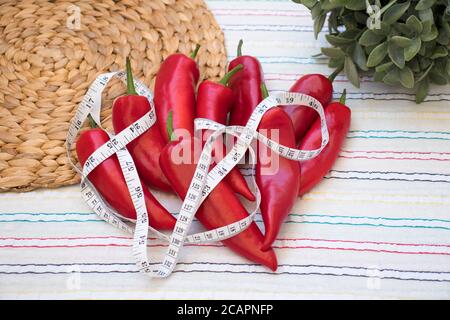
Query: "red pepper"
76 125 176 230
154 45 200 142
298 91 351 196
160 136 277 270
196 64 255 202
282 74 333 142
112 58 172 192
227 40 264 127
256 84 300 250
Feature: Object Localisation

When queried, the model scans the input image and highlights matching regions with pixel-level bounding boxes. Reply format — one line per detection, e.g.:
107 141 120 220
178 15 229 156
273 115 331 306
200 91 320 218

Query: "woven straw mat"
0 0 227 192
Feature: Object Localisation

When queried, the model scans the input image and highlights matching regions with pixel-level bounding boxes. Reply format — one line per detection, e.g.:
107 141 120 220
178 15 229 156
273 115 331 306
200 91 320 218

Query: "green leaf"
345 56 360 88
447 59 450 77
437 28 450 45
296 0 316 8
405 37 422 61
383 1 411 24
373 22 392 36
327 0 348 5
383 67 401 85
409 58 421 72
417 61 434 82
379 0 397 14
399 66 415 88
406 15 423 34
428 72 448 86
374 71 387 82
375 61 394 72
423 40 439 58
311 2 322 19
421 24 439 41
418 8 434 23
342 13 359 30
359 29 385 46
329 57 345 68
328 10 339 33
415 78 429 103
314 13 327 39
415 0 436 11
418 42 427 56
320 0 342 10
430 46 448 59
321 47 345 58
365 45 377 55
354 12 369 25
390 36 413 47
443 20 450 35
367 42 388 67
429 69 449 84
395 23 414 37
419 57 432 70
353 43 369 71
326 34 355 46
340 29 362 39
388 42 405 68
345 0 367 10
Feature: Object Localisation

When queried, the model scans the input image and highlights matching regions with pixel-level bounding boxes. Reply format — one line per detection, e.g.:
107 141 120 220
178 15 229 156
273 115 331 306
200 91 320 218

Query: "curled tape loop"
66 71 328 278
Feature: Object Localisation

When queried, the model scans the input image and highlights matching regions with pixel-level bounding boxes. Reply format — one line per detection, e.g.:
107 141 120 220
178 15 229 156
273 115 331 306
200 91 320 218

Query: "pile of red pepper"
76 41 351 271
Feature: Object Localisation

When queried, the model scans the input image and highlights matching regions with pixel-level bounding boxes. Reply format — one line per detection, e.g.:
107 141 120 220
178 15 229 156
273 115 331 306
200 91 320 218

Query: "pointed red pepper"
160 121 277 270
282 74 333 142
112 58 172 192
196 64 255 201
227 40 264 127
76 123 176 230
298 91 351 196
256 84 300 251
154 45 200 142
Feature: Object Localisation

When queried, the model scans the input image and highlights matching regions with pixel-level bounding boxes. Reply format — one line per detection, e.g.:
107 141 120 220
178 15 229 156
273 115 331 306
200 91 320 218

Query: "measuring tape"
66 70 328 278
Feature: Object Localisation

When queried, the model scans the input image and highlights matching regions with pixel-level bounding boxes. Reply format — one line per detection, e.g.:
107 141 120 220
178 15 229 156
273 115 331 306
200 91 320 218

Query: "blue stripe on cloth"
3 212 450 223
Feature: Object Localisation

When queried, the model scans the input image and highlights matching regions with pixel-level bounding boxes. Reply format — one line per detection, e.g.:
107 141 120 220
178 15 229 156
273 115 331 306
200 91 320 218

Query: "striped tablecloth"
1 0 450 299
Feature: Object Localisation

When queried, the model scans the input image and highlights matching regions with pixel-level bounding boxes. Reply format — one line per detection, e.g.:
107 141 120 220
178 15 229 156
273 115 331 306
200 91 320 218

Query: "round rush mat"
0 0 227 191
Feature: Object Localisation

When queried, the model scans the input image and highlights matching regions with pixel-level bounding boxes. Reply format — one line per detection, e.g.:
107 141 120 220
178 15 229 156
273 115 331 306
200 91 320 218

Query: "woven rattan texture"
0 0 227 191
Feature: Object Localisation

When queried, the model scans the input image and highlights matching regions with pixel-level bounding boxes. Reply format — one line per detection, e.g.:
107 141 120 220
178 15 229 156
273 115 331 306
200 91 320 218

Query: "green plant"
293 0 450 103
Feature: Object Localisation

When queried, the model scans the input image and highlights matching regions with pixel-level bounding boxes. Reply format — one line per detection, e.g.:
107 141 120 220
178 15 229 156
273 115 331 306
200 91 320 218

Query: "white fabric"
1 0 450 299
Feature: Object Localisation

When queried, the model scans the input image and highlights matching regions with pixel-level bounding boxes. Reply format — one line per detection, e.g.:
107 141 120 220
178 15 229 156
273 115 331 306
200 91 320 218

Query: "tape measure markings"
65 70 329 278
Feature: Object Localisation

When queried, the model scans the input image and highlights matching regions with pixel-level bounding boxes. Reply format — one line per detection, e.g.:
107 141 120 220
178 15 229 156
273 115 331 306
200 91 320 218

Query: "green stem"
166 110 177 141
219 64 243 86
261 82 269 99
126 57 137 95
339 89 347 105
87 114 98 128
328 64 344 83
190 44 201 59
237 39 243 57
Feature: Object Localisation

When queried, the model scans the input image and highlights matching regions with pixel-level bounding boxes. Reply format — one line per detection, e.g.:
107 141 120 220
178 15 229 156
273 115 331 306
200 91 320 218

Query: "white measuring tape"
66 70 329 278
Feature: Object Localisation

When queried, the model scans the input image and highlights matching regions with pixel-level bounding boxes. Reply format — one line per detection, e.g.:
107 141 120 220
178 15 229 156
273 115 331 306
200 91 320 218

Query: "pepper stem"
219 64 243 86
339 89 347 105
166 110 177 141
126 57 137 95
87 114 98 129
237 39 243 57
190 44 200 59
328 65 343 83
261 82 269 99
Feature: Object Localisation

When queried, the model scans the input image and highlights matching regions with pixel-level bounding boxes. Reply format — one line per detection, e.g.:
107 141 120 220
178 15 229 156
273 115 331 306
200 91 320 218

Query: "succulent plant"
293 0 450 103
